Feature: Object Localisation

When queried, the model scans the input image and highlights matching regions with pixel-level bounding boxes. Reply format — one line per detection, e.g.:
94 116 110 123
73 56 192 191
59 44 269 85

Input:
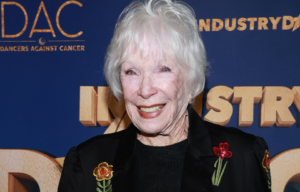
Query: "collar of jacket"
112 106 215 192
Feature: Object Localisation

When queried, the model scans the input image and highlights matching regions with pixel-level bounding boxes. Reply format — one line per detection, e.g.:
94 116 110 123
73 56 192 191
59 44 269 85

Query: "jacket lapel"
180 107 215 192
112 124 137 192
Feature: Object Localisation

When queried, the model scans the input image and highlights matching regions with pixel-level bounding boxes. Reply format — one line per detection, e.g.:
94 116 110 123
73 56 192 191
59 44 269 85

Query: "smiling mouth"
139 105 164 113
137 104 166 118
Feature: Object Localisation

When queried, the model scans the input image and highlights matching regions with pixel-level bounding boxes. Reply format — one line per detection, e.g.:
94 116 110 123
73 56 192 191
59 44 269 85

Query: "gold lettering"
292 86 300 111
261 86 295 127
212 19 223 31
204 86 233 126
79 86 97 126
269 17 281 30
232 86 262 127
258 17 269 30
225 18 236 31
104 88 129 133
237 18 247 31
270 149 300 192
0 149 62 192
1 2 28 38
29 45 57 52
247 17 257 30
199 19 210 31
292 15 300 32
96 86 131 133
282 16 294 30
56 1 83 38
9 46 14 51
97 87 113 126
29 1 56 38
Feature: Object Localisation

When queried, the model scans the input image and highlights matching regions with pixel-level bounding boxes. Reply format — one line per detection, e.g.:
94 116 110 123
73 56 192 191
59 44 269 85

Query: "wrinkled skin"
120 44 192 146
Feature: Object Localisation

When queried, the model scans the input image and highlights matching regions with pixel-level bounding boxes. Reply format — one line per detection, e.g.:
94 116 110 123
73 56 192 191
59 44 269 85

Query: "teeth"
140 105 163 113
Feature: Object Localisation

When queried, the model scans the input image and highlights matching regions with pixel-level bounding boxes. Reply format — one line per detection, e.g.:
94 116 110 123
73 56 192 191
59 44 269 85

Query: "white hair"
104 0 208 100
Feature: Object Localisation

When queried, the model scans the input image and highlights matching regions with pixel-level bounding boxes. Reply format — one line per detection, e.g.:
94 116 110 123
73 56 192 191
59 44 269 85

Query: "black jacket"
58 108 271 192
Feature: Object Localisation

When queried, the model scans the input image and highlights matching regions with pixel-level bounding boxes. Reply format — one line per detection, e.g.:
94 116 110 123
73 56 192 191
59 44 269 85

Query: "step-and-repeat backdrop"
0 0 300 191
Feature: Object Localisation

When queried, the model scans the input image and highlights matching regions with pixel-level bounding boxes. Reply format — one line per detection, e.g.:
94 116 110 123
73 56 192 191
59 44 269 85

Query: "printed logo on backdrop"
0 1 85 52
79 86 300 132
198 15 300 32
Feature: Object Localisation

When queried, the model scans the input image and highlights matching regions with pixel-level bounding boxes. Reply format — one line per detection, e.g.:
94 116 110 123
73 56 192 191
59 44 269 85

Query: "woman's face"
121 49 192 135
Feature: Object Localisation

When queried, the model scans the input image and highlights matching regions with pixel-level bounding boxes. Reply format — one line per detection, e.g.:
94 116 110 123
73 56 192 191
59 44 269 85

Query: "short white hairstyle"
104 0 208 100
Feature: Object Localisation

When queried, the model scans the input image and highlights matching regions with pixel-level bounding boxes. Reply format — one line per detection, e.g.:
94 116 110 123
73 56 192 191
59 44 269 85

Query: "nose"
137 74 158 99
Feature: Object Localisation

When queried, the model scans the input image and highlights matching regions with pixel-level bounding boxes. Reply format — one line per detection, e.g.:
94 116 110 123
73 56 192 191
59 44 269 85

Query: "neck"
137 110 189 146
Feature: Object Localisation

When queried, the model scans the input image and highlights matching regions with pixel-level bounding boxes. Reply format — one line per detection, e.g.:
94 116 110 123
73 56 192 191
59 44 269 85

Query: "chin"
130 114 171 135
137 124 167 135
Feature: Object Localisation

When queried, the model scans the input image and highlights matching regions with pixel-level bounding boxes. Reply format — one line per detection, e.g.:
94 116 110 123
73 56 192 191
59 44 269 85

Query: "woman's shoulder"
203 120 267 151
201 121 271 191
64 128 130 163
59 129 132 192
77 128 127 151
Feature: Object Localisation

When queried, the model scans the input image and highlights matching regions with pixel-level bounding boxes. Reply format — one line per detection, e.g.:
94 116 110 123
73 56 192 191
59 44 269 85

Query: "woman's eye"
125 70 136 75
161 66 171 72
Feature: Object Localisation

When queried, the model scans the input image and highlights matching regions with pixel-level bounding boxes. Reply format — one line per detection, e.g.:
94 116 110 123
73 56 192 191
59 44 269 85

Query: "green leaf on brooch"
212 170 216 184
212 158 229 186
106 184 112 191
95 179 112 192
214 159 218 167
97 181 103 188
106 179 111 187
216 158 222 184
218 161 228 185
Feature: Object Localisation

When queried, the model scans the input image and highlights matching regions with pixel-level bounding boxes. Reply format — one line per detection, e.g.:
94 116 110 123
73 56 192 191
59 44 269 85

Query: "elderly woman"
58 0 271 191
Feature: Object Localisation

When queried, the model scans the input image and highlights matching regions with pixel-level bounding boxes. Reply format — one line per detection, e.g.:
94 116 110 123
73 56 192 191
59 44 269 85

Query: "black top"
135 139 188 192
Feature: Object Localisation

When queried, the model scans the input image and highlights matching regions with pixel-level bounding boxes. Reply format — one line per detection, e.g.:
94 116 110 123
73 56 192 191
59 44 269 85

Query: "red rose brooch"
262 150 271 189
212 142 232 186
262 150 270 172
93 162 113 192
